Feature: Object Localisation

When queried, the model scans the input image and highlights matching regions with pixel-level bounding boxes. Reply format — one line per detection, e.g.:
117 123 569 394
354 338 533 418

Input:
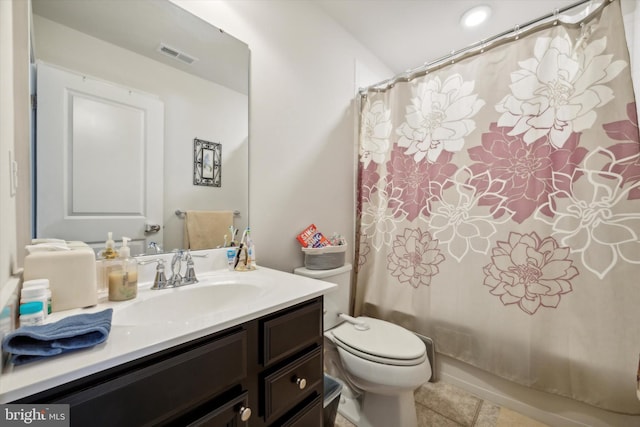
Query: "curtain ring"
514 24 520 40
553 8 559 26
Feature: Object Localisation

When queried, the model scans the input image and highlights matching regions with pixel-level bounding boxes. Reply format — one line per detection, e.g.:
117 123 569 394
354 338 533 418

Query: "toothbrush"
234 243 244 268
240 227 248 246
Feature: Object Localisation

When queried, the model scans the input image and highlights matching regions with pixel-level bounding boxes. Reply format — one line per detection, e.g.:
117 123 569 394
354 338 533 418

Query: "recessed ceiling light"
461 5 492 28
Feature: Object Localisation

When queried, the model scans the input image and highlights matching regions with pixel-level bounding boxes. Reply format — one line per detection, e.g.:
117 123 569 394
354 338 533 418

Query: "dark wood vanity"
14 297 324 426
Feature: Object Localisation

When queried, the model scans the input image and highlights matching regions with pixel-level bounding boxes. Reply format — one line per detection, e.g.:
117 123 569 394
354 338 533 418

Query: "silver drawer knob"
295 377 307 390
239 406 252 422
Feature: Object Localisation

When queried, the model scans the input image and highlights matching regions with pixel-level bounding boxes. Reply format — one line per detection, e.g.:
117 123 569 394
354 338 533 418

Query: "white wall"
0 0 29 369
172 0 392 272
0 0 18 302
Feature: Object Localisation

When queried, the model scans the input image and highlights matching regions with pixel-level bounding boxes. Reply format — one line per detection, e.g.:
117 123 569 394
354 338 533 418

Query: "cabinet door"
186 392 251 427
280 395 322 427
54 330 247 426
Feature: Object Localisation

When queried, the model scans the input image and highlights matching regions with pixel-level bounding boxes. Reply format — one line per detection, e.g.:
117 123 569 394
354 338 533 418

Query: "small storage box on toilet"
24 241 98 312
302 244 347 270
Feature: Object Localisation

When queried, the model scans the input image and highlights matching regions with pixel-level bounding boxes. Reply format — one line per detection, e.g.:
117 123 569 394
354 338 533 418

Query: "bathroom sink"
112 282 265 326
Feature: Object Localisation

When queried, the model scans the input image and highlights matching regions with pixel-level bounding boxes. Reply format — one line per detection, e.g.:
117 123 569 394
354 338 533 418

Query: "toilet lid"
332 317 426 362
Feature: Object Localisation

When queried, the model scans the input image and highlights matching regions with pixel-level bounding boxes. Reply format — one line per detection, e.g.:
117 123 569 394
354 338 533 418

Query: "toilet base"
337 391 362 425
338 389 418 427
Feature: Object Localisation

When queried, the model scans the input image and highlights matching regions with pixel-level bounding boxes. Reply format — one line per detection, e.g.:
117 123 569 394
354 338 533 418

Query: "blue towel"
2 308 113 365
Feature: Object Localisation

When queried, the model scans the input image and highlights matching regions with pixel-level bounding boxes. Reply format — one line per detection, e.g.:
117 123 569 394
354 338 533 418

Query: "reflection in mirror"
193 139 222 187
31 0 249 255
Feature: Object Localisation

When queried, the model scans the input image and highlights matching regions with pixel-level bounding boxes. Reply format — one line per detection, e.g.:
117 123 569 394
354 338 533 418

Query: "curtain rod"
359 0 610 95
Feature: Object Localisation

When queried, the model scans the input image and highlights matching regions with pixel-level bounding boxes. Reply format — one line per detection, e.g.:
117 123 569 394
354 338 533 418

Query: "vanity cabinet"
260 299 324 426
14 297 324 427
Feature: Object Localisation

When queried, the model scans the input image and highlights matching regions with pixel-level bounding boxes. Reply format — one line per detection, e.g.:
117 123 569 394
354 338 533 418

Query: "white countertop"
0 258 336 403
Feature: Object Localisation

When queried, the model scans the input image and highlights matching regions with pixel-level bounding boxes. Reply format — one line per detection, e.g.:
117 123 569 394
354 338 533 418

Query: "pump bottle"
97 232 120 299
97 232 118 260
108 237 138 301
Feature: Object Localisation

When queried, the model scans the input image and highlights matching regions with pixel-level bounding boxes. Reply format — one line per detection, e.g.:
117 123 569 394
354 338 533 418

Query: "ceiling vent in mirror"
157 43 198 65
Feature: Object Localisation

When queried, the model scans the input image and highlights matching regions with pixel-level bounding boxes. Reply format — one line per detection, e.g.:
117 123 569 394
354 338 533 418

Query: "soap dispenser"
97 232 118 260
108 237 138 301
97 232 119 299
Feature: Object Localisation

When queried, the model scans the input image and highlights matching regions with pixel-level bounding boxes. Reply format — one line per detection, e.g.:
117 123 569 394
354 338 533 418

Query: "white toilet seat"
333 339 427 366
330 316 426 366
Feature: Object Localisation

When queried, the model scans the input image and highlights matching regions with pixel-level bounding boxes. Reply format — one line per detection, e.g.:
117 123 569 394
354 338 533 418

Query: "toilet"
294 264 431 427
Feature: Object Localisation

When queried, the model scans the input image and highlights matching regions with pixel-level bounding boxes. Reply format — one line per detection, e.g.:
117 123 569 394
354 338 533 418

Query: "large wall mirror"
31 0 249 255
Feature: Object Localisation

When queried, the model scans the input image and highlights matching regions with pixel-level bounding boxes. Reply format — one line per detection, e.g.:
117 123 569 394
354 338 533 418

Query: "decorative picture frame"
193 138 221 187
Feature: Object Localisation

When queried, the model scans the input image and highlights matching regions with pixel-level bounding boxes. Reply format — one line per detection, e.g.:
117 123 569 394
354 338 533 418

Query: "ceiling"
314 0 584 76
32 0 249 94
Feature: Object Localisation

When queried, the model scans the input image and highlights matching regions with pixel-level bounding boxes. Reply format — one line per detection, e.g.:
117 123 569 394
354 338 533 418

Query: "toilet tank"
293 263 352 330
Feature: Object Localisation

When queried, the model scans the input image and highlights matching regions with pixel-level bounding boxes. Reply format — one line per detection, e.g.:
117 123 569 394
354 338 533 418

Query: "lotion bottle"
108 237 138 301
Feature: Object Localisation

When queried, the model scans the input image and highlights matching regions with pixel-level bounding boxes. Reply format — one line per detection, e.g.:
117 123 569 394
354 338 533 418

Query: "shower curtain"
355 0 640 413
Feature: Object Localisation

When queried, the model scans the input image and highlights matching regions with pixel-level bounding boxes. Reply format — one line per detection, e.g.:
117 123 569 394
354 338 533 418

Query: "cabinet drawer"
186 391 251 427
281 395 322 427
56 330 247 427
263 346 322 422
261 299 322 366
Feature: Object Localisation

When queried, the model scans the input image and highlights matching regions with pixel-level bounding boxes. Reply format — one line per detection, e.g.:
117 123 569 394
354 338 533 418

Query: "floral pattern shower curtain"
355 0 640 413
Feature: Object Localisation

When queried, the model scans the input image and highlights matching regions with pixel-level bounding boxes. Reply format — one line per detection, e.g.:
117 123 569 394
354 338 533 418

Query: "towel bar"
175 209 240 218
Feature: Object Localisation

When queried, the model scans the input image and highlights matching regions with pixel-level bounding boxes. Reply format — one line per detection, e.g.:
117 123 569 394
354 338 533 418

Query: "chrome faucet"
138 258 168 289
140 250 207 290
167 250 185 287
183 251 198 285
151 259 168 289
147 241 163 254
166 250 204 288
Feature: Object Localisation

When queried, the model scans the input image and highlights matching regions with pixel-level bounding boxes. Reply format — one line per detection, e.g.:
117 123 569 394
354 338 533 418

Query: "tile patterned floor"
333 381 549 427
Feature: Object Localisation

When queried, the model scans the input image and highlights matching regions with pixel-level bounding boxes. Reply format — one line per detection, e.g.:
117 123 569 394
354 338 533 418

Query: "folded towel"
2 309 113 365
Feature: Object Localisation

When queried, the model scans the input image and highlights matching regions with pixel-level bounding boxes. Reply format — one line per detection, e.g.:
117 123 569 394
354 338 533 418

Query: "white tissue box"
24 241 98 312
